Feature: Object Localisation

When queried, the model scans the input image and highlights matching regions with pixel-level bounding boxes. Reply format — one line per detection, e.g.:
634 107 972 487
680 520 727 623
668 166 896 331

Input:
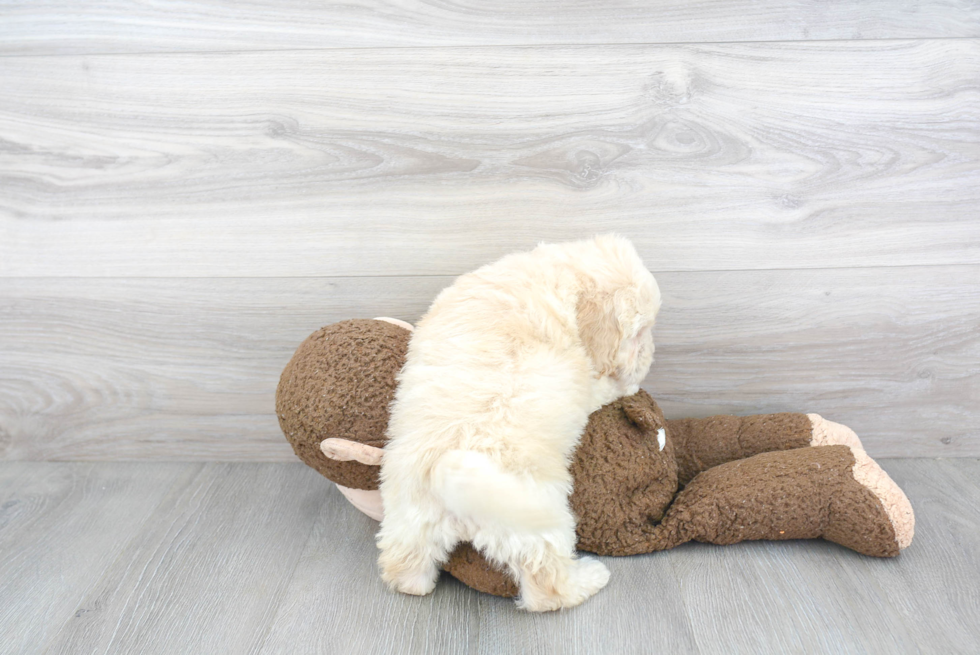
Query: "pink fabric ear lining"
324 316 411 522
320 438 384 466
374 317 414 332
337 485 384 521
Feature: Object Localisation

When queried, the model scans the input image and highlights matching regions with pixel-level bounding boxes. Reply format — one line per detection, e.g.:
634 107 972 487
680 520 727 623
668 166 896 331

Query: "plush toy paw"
809 414 914 551
808 413 865 452
639 444 913 557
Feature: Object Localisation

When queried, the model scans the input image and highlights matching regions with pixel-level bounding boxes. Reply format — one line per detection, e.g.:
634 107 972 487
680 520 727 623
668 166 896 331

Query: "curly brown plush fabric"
570 390 678 556
276 319 409 490
443 543 519 598
641 444 900 557
668 413 814 486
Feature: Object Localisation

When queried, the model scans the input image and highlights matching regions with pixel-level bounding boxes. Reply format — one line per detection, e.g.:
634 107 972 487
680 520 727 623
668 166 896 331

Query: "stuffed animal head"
275 318 411 491
570 390 678 554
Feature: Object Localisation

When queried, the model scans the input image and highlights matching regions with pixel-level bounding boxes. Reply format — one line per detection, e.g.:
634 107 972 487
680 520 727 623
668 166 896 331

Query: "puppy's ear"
576 289 622 376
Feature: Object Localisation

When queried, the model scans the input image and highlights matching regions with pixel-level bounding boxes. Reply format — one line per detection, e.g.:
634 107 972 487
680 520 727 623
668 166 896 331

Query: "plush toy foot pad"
809 414 915 550
276 318 410 490
645 445 908 557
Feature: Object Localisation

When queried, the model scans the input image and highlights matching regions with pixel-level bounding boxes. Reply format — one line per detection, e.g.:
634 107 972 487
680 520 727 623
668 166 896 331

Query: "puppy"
377 235 661 611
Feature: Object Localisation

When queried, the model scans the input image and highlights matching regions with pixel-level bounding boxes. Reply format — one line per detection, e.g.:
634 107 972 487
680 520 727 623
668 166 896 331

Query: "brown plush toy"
277 318 914 598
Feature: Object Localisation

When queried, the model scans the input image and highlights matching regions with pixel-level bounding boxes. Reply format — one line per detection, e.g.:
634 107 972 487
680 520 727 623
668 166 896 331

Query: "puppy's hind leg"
377 506 454 596
434 450 610 610
511 540 610 612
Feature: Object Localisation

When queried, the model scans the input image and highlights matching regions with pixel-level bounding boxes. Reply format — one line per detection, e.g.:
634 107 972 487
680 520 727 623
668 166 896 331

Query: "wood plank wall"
1 2 978 459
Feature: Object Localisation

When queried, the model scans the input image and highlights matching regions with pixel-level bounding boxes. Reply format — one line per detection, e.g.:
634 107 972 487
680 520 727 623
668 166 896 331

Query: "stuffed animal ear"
620 393 660 432
576 288 622 376
320 438 384 466
373 317 414 332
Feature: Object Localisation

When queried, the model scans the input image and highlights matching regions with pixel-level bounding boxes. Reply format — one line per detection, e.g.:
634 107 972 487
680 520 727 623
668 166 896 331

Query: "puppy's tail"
432 450 568 532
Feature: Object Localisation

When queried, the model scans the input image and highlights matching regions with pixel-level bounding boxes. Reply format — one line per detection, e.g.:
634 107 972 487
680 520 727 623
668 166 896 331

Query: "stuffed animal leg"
642 412 915 556
665 413 816 485
664 411 893 488
612 444 913 557
591 398 913 557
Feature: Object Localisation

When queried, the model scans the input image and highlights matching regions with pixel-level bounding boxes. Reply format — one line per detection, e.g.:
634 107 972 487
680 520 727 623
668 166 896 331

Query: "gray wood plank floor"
0 459 976 655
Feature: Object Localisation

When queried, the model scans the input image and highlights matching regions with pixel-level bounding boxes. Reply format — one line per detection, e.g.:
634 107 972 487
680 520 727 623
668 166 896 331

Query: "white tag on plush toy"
657 428 666 451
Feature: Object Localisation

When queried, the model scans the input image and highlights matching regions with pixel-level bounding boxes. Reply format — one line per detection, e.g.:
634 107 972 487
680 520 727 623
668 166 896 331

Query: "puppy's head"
575 235 661 387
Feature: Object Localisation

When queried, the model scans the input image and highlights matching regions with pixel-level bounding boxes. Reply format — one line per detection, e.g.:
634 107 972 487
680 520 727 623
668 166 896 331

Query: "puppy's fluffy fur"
378 235 661 611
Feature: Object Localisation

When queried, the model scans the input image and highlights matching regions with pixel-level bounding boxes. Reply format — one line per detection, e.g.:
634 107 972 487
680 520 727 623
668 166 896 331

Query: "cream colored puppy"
377 235 661 611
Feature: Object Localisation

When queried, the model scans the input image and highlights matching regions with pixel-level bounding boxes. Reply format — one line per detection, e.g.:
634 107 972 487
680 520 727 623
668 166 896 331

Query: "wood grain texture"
257 480 484 655
0 276 448 461
0 459 974 654
0 462 187 655
847 458 980 653
259 482 701 655
2 40 978 277
41 463 330 655
649 266 980 457
471 556 700 655
1 1 978 55
664 460 959 655
670 540 919 654
1 266 976 461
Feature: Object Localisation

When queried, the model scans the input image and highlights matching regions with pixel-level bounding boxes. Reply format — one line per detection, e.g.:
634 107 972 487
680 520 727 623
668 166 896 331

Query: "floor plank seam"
1 34 978 60
5 259 980 282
